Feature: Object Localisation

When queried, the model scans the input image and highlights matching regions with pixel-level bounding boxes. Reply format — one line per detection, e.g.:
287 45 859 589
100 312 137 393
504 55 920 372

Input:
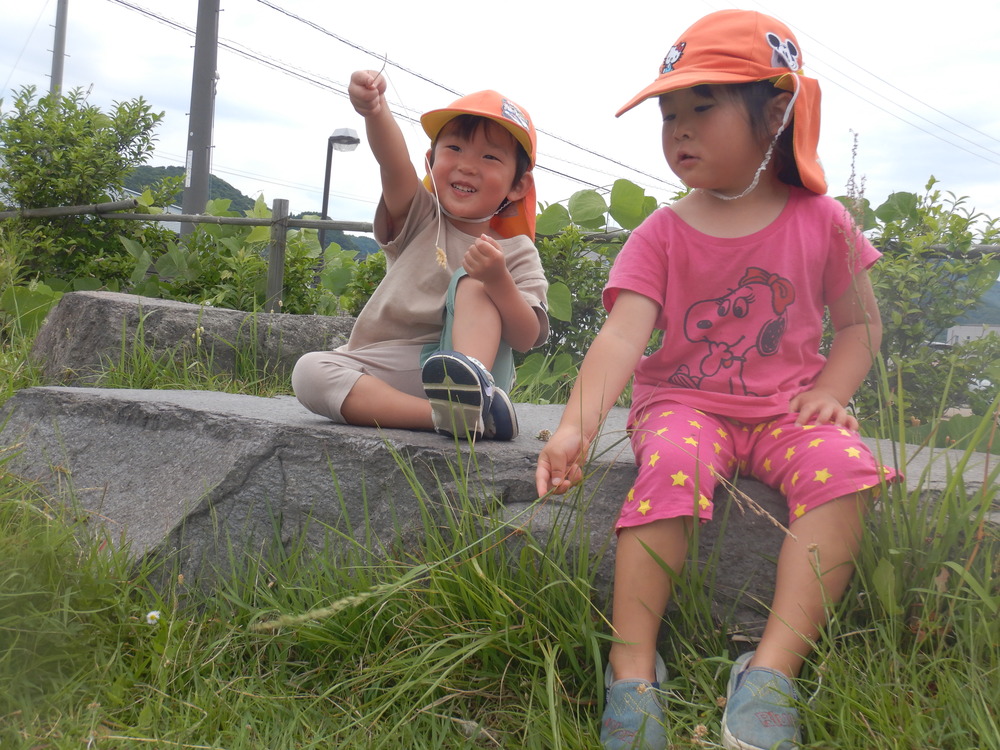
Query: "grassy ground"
1 328 998 749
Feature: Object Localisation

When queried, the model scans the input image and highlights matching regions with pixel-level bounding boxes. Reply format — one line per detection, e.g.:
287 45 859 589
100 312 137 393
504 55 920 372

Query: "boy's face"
427 119 530 228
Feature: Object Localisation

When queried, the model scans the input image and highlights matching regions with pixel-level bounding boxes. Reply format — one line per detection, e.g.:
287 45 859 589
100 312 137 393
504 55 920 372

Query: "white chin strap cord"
703 75 800 201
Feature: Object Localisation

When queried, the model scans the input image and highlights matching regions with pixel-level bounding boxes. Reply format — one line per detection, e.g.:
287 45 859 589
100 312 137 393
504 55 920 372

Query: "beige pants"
291 343 426 423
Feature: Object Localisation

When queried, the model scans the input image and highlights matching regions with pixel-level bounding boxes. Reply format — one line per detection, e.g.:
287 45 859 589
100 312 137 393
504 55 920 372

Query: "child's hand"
536 429 587 497
348 69 387 117
463 235 511 286
790 388 859 431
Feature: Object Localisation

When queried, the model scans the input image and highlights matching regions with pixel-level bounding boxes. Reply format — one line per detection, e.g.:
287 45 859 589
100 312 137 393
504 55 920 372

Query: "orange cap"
420 90 538 240
616 10 826 195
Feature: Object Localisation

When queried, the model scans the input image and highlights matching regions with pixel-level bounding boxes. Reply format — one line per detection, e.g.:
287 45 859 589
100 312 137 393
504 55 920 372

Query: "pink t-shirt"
604 188 880 419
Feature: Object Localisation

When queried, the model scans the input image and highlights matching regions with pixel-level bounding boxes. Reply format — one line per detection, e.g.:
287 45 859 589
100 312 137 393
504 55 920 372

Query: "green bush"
0 85 178 288
843 179 1000 424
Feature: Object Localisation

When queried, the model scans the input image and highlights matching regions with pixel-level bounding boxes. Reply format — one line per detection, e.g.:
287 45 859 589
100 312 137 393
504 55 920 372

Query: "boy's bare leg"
340 374 434 429
450 277 501 369
752 493 869 678
609 516 692 682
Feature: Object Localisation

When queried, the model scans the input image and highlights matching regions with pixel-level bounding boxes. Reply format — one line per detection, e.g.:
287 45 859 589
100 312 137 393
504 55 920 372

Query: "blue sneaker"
422 351 494 440
483 386 518 440
721 651 801 750
600 653 668 749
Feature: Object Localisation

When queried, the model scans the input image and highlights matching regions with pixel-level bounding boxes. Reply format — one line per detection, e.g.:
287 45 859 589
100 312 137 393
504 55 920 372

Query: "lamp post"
320 128 361 248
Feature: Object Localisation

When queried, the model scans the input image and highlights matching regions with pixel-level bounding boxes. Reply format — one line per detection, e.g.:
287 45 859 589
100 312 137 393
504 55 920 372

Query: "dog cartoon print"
668 266 795 396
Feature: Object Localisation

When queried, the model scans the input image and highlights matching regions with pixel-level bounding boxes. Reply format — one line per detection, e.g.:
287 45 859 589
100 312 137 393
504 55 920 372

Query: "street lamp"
320 127 361 248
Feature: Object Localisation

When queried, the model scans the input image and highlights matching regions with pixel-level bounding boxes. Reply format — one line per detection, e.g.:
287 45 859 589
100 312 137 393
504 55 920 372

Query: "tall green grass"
1 312 997 748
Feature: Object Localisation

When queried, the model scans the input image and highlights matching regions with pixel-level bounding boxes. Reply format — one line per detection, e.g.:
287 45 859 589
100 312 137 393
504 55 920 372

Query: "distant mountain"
959 281 1000 325
125 165 255 213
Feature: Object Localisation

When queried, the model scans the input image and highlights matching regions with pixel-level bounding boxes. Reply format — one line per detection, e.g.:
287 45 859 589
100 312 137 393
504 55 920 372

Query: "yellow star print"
648 451 661 467
770 427 784 438
689 419 703 430
627 488 635 503
791 470 800 485
671 470 689 486
809 438 825 448
845 447 861 458
717 427 729 440
814 468 832 484
763 458 773 472
698 494 711 510
713 442 722 455
660 410 675 418
638 499 652 516
684 436 699 447
785 447 796 461
793 503 807 518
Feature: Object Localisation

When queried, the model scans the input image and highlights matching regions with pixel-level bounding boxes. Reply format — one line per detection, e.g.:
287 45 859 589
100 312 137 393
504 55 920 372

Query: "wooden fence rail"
2 198 997 312
0 198 374 312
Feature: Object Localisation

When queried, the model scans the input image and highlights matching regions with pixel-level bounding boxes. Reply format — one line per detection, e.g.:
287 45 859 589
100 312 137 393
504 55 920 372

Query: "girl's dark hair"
431 114 532 185
692 82 803 189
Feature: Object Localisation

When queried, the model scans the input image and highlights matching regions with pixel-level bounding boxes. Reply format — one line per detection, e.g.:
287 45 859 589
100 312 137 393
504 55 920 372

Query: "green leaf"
536 204 571 236
608 179 649 231
875 192 919 224
0 283 63 335
546 281 572 322
871 557 904 616
567 189 608 230
246 224 271 244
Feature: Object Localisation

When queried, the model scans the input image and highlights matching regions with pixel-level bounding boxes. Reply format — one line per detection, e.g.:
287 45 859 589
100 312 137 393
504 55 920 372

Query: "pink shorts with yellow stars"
618 400 899 531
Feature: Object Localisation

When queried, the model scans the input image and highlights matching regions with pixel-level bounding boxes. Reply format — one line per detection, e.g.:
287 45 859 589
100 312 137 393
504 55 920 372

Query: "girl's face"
659 87 775 194
427 120 529 229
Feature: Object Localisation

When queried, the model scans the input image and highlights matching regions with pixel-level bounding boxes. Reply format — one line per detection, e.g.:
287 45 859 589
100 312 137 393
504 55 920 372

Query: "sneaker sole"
422 353 488 438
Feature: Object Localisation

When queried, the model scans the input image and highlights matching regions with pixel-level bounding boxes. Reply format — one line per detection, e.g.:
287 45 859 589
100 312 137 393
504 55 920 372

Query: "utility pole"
181 0 220 232
49 0 69 95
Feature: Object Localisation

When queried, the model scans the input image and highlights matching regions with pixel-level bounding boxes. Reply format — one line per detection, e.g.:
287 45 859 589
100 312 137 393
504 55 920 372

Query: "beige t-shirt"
346 187 549 352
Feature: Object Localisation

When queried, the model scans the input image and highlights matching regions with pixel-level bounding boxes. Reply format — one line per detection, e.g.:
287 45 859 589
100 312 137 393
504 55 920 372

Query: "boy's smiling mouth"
452 183 477 193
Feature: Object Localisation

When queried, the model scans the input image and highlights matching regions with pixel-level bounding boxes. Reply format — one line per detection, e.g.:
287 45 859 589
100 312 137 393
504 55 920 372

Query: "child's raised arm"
536 291 660 496
348 69 419 232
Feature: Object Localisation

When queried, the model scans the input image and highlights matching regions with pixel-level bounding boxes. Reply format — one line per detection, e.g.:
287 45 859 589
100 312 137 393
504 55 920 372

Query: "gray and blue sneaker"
600 653 668 749
483 385 518 441
721 651 801 750
422 350 494 440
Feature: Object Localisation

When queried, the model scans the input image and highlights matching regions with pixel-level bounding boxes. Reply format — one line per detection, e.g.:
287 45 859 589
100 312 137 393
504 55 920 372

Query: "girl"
536 10 897 750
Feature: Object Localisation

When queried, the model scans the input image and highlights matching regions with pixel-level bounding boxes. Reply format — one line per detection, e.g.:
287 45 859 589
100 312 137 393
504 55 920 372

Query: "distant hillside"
959 281 1000 325
126 165 378 256
126 165 255 213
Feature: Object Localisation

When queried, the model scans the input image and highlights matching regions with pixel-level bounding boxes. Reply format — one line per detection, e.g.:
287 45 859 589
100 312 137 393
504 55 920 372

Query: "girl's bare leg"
752 493 869 677
608 516 692 682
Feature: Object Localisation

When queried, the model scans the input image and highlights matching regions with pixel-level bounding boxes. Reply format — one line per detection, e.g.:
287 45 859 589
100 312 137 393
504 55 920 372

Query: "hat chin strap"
702 74 800 202
437 200 504 225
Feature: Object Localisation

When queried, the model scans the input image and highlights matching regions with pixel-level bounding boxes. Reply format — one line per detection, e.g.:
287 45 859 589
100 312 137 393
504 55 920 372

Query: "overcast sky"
2 0 999 230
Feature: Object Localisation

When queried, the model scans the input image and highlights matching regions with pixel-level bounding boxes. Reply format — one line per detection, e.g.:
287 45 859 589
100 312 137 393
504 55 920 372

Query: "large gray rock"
30 291 354 384
4 386 988 635
11 292 995 633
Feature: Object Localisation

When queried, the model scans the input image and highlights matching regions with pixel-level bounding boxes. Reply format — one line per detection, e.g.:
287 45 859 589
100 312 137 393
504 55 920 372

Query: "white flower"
145 610 161 625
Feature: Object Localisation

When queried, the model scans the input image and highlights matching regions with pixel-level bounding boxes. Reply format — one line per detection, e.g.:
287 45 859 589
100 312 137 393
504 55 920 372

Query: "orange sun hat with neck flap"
421 90 538 240
616 9 826 195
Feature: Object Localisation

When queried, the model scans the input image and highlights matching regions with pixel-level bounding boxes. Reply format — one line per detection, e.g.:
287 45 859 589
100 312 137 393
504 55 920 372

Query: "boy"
292 70 549 440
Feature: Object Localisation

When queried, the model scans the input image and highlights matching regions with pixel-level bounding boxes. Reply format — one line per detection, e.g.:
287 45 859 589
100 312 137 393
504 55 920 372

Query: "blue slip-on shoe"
721 651 801 750
600 653 668 749
483 386 518 441
422 350 494 440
